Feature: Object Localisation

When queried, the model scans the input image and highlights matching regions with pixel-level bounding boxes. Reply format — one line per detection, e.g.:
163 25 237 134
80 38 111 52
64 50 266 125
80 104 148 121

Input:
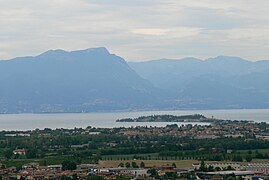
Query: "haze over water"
0 109 269 131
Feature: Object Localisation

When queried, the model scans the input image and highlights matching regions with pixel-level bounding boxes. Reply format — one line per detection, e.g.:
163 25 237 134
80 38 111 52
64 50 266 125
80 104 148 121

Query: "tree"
125 162 130 168
246 155 252 162
115 175 130 180
92 154 101 164
26 149 37 159
147 168 158 178
60 175 72 180
184 172 197 180
62 161 77 170
207 165 214 172
140 162 145 168
118 163 124 167
166 124 178 129
199 160 207 171
165 172 177 179
232 155 243 162
226 166 235 171
131 162 138 168
3 149 13 159
255 152 264 159
172 163 177 168
86 176 104 180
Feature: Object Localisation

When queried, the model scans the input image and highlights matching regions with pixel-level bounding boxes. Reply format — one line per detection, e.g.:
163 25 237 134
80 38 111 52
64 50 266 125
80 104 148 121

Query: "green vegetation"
116 114 208 122
0 120 269 168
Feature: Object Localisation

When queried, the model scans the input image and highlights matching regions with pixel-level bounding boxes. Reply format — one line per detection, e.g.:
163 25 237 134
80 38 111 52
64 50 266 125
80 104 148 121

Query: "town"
1 116 269 179
1 161 269 179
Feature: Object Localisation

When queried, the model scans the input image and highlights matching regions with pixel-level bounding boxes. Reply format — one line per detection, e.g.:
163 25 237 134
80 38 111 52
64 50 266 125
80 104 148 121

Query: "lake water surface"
0 109 269 130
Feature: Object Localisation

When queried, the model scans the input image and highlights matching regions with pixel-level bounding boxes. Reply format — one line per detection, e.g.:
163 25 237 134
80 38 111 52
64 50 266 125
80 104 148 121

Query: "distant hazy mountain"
0 47 161 113
129 56 269 109
1 48 269 113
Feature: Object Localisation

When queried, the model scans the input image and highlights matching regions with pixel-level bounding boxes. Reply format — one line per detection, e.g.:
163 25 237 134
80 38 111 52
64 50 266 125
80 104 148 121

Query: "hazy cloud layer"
0 0 269 61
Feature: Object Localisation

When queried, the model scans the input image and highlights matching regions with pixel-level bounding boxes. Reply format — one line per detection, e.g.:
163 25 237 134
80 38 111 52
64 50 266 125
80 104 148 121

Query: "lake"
0 109 269 130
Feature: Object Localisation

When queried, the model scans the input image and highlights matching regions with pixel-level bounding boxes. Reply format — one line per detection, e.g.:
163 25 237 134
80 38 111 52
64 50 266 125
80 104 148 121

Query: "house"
193 163 241 171
22 162 39 169
124 168 148 177
89 132 101 135
77 164 97 171
199 171 255 179
70 144 88 148
99 168 148 177
13 149 26 155
48 164 62 170
242 163 269 175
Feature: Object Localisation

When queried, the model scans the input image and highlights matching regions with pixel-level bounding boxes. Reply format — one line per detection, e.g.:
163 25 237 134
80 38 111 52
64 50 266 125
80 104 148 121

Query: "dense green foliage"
1 126 269 168
117 114 207 122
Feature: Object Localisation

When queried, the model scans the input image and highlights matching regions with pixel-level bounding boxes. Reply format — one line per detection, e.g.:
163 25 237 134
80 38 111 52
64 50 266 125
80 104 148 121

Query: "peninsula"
116 114 215 122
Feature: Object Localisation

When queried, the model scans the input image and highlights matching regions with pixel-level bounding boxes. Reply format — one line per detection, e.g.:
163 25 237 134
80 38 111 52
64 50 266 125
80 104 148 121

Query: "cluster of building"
0 162 150 179
2 119 269 141
118 120 269 139
0 163 93 179
1 161 269 179
193 162 269 179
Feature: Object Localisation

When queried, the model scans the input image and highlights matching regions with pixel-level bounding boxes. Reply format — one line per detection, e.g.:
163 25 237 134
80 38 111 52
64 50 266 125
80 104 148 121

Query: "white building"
13 149 26 155
242 163 269 175
193 163 241 170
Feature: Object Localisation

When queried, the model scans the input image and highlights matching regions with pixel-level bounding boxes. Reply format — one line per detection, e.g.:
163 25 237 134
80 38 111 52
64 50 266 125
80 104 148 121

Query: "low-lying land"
116 114 212 122
0 115 269 179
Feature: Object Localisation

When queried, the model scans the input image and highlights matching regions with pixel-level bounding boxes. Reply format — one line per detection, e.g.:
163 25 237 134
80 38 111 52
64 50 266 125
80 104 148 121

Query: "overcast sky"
0 0 269 61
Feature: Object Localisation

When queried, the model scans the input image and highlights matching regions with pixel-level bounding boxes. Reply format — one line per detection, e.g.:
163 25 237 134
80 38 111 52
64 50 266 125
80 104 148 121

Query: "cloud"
132 28 170 36
131 27 201 38
0 0 268 61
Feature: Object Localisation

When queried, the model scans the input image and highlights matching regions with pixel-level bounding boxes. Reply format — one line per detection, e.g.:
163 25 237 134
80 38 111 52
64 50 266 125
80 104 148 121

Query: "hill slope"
129 56 269 109
1 49 269 113
0 48 160 113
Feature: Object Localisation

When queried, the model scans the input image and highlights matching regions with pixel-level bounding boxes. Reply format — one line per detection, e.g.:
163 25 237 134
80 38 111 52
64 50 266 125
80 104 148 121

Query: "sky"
0 0 269 61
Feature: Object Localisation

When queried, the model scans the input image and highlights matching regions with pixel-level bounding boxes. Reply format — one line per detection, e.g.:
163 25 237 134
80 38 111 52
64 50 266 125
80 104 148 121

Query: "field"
99 160 251 168
3 155 269 169
99 160 199 168
99 158 269 169
2 155 91 168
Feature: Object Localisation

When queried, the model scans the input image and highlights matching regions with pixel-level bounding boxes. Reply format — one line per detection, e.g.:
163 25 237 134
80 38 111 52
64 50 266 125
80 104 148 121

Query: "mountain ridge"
0 47 162 113
1 48 269 113
129 56 269 109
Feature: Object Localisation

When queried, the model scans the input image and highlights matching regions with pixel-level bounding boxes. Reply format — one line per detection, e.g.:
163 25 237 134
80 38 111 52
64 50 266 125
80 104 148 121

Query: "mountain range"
1 47 269 113
129 56 269 109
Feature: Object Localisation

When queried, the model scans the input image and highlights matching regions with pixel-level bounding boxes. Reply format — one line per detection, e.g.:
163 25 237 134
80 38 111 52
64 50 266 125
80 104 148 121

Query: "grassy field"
2 155 92 168
4 158 268 169
251 159 269 163
101 153 159 161
238 149 269 153
99 159 269 168
2 151 269 169
98 160 250 168
99 160 199 168
3 159 38 168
